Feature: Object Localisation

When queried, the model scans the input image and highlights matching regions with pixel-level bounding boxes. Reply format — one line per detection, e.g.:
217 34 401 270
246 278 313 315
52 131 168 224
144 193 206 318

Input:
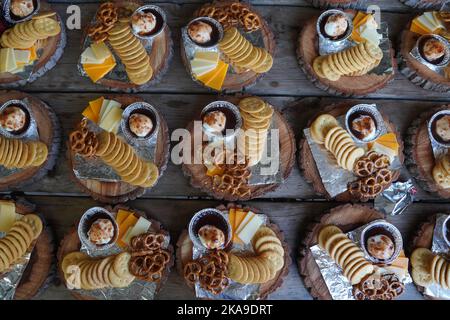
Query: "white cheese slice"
14 50 31 64
417 15 439 32
235 211 255 235
121 216 152 245
194 51 219 64
192 65 216 77
432 12 445 30
0 200 16 233
0 48 17 73
360 27 382 46
99 107 123 133
99 99 110 121
191 59 217 70
237 214 264 244
91 42 112 61
370 142 396 162
81 47 106 64
101 100 122 124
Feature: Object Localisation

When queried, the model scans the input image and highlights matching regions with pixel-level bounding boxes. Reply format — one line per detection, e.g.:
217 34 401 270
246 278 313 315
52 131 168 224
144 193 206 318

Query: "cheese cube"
121 216 152 245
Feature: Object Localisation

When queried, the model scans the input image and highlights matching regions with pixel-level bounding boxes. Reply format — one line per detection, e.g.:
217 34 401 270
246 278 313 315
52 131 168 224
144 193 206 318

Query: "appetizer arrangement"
182 96 295 201
297 9 395 96
300 103 402 201
0 1 65 86
399 11 450 92
59 206 172 299
181 1 275 92
298 204 410 300
0 91 59 190
306 0 359 9
178 204 289 299
68 96 169 203
0 199 45 299
79 1 172 90
411 214 450 299
405 106 450 199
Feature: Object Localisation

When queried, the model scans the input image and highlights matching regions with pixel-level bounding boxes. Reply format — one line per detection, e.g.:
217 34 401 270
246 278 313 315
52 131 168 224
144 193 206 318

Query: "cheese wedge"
194 51 220 63
88 97 104 122
117 213 138 247
99 106 123 133
83 56 116 83
235 211 256 235
81 46 106 64
91 42 112 61
234 209 247 232
237 214 264 244
116 209 132 225
99 99 121 124
0 200 16 233
82 105 96 122
121 216 151 245
202 61 229 91
99 99 110 121
228 208 236 237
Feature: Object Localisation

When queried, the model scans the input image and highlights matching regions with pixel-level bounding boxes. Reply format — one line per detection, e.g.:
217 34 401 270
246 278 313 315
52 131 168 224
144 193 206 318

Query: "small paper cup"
0 99 33 139
184 17 224 49
188 208 232 250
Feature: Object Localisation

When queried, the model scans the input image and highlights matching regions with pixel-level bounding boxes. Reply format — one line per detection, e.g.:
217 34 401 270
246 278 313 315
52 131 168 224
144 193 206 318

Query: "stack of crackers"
411 248 450 289
432 153 450 189
0 136 48 169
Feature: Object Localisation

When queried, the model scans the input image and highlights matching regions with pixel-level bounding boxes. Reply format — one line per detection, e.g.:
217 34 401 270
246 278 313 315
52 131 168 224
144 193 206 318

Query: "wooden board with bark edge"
56 204 174 300
298 101 404 202
80 0 173 92
306 0 361 9
297 203 384 300
176 203 291 300
67 94 170 204
181 96 296 202
180 0 276 93
399 0 447 9
0 197 55 300
405 105 450 199
297 11 396 97
0 1 66 87
0 90 60 191
409 214 449 300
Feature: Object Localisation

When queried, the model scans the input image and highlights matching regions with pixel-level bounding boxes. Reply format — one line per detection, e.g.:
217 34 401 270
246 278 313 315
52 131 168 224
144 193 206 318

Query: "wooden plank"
18 4 450 101
0 92 448 202
28 196 445 300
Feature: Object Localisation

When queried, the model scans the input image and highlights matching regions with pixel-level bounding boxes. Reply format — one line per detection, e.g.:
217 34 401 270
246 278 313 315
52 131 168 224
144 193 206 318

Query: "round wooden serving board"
398 23 450 93
56 204 174 300
176 203 291 300
0 197 55 300
0 1 66 87
399 0 447 9
180 0 276 93
182 97 296 201
306 0 360 9
298 101 404 201
81 0 172 92
298 203 384 300
297 11 396 97
0 90 60 191
68 94 170 204
405 105 450 199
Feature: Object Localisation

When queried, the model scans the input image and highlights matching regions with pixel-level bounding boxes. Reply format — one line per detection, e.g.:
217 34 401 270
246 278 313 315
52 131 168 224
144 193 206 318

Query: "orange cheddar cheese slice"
27 46 37 62
353 12 368 28
410 20 430 35
117 213 138 247
82 106 96 122
116 209 132 225
89 97 104 122
228 208 236 237
83 56 116 83
204 61 228 91
206 166 224 177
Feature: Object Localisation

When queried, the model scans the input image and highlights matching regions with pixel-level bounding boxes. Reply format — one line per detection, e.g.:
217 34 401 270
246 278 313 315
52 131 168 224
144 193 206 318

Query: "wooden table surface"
3 0 449 300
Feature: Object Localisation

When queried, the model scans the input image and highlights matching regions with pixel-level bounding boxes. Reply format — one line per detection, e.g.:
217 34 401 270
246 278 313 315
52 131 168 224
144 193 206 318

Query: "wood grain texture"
298 101 404 201
0 90 61 191
56 204 174 300
67 94 170 204
404 105 450 199
398 0 447 9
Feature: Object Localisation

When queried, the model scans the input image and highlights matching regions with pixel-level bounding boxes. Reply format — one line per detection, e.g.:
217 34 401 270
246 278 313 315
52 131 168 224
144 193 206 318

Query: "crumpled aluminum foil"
422 214 450 299
0 98 40 179
72 116 158 182
71 214 170 300
304 111 400 198
319 21 394 77
374 180 417 216
192 210 268 300
310 219 412 300
0 214 37 300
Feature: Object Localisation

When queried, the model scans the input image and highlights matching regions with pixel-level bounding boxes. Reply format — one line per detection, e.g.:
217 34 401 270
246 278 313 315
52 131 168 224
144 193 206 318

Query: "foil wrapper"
0 98 40 179
374 180 416 216
318 19 393 77
0 214 37 300
422 214 450 299
72 110 159 182
72 212 170 300
409 34 450 78
304 111 399 198
193 211 268 300
310 219 412 300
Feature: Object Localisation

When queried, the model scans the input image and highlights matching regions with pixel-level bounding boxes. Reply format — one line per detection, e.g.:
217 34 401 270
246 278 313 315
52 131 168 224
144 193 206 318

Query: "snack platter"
297 9 395 96
0 197 53 300
306 0 361 9
67 95 170 204
0 0 66 87
405 105 450 199
299 102 403 201
298 204 411 300
57 205 173 300
0 90 60 190
399 11 450 93
410 213 450 300
78 0 172 92
180 1 275 92
176 203 290 300
181 96 296 201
